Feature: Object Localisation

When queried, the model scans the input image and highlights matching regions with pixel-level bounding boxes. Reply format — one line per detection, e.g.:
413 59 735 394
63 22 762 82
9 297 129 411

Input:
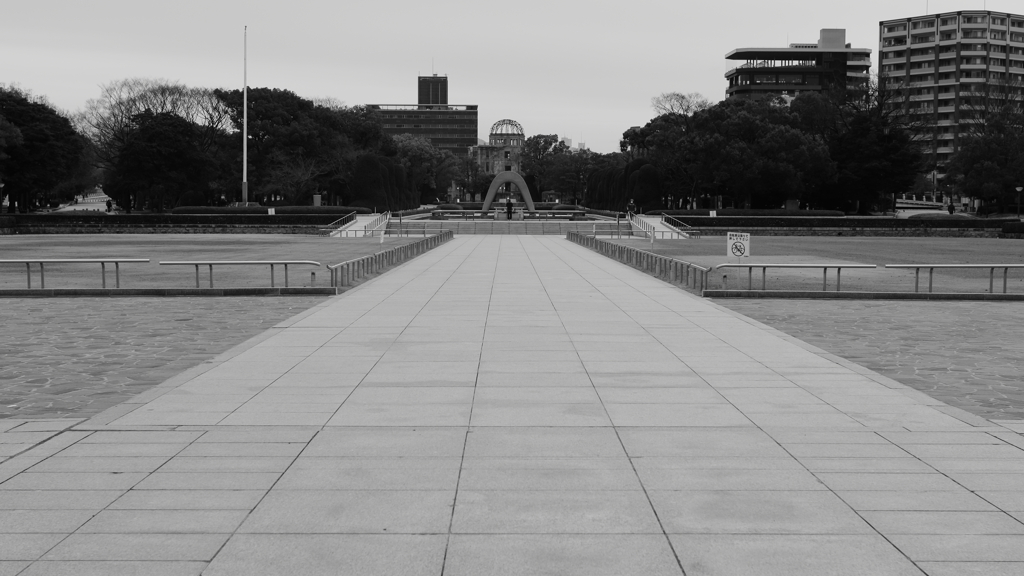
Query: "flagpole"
242 26 248 204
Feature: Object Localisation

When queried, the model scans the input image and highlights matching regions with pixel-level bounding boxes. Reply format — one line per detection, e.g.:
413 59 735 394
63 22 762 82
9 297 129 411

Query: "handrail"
159 260 320 288
319 211 358 237
661 216 702 239
327 230 454 288
627 212 655 238
364 211 391 237
565 230 711 292
885 263 1024 294
0 258 150 289
716 263 877 292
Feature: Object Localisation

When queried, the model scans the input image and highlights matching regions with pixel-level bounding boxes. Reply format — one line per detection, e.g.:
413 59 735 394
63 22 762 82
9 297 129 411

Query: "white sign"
727 232 750 258
267 208 276 215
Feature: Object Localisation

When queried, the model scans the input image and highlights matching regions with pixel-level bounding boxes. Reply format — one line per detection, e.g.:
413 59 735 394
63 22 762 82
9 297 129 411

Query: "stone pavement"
717 299 1024 422
1 235 1024 575
0 297 328 419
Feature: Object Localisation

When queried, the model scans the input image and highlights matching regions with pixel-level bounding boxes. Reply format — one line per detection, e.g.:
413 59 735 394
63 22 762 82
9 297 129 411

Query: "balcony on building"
724 29 870 100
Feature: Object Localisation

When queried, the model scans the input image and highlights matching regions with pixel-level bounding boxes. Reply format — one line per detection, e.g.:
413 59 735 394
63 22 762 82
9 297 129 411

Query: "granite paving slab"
1 236 1023 574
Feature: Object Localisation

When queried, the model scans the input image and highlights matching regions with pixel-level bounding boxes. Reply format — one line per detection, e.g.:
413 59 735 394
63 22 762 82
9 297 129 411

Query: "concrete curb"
704 290 1024 300
0 287 338 297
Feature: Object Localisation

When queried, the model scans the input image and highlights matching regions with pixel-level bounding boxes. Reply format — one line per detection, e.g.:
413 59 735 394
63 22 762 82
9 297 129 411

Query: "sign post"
727 232 750 261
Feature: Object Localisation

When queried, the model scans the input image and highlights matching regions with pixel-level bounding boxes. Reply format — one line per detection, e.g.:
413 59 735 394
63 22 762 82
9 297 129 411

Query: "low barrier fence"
159 260 321 289
566 231 709 291
885 264 1024 294
0 258 151 289
328 231 454 288
716 263 877 292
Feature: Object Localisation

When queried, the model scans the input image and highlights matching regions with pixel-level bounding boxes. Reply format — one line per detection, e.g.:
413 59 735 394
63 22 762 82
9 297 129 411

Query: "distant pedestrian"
105 199 112 213
626 199 636 214
948 203 955 215
506 198 513 220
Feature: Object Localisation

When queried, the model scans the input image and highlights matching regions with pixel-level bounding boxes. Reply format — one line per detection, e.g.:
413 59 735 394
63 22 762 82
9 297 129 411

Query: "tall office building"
369 75 478 156
418 75 448 105
879 10 1024 174
725 29 872 100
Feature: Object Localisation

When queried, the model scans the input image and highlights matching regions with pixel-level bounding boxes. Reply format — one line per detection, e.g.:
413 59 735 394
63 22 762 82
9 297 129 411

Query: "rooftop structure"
725 29 872 100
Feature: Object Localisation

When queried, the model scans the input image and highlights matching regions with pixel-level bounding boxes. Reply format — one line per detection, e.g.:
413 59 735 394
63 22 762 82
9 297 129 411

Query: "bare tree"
75 78 231 169
651 92 711 116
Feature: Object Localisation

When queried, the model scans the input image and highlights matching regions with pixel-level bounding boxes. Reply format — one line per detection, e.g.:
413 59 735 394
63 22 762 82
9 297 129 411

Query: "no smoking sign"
727 232 750 258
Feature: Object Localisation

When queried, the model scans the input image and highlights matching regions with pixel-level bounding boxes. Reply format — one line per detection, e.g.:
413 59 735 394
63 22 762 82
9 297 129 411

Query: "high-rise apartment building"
725 29 872 100
369 75 478 156
879 10 1024 173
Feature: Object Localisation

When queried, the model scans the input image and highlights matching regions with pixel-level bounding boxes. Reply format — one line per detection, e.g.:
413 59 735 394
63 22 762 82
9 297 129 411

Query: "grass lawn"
0 235 423 289
612 236 1024 293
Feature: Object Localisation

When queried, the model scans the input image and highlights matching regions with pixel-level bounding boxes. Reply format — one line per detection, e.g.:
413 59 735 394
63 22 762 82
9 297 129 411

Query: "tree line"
588 88 925 213
1 79 461 213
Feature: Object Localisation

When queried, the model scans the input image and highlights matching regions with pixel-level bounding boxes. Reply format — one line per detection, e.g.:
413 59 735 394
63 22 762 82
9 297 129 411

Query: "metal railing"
159 260 321 288
662 216 702 239
318 211 358 237
327 231 454 288
566 231 710 291
885 264 1024 294
0 259 150 289
363 212 391 237
715 263 877 292
627 212 655 241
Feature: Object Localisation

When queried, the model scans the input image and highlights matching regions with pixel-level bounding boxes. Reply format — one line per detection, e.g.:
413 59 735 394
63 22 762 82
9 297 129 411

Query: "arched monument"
481 171 536 212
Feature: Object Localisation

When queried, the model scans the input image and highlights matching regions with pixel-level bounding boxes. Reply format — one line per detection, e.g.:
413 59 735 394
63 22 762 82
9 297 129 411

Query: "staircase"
384 220 635 236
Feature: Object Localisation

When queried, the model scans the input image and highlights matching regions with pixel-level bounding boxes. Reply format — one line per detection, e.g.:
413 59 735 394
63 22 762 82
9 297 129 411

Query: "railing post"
915 268 920 293
209 264 214 289
1004 267 1009 294
271 264 275 288
990 267 995 293
822 268 827 292
115 262 121 289
762 267 766 291
26 262 31 289
285 264 289 288
101 262 107 289
195 264 200 288
748 267 752 290
837 268 842 292
40 263 45 289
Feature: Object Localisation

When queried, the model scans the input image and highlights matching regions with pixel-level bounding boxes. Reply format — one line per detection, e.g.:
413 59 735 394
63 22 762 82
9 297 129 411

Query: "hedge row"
651 209 845 217
171 206 372 215
1003 222 1024 233
12 214 345 226
667 216 1007 229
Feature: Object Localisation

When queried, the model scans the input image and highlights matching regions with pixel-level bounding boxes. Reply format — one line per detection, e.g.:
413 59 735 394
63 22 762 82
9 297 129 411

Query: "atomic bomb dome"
489 119 524 146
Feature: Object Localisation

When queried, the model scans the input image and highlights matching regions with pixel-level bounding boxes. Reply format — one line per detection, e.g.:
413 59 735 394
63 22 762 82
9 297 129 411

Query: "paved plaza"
1 236 1024 575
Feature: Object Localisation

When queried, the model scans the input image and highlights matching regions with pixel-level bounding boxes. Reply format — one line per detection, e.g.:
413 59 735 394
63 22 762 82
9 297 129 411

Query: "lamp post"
1016 186 1022 219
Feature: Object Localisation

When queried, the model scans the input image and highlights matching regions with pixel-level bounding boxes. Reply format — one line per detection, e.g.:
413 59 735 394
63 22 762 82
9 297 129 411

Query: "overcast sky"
2 0 1017 152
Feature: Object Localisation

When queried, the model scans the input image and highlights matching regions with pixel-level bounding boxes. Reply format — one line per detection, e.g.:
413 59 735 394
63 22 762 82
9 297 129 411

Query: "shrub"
434 204 465 211
650 209 845 217
171 206 372 215
552 204 582 210
1002 222 1024 234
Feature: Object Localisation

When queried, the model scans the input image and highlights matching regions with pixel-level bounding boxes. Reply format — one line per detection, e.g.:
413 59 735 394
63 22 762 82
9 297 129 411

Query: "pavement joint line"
524 236 691 575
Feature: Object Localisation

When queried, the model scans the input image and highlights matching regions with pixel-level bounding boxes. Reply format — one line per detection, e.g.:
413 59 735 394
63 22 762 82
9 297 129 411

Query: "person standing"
506 197 513 220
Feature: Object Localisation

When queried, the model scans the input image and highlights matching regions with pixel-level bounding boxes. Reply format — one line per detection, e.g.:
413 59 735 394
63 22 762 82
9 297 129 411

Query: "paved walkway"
2 236 1023 575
